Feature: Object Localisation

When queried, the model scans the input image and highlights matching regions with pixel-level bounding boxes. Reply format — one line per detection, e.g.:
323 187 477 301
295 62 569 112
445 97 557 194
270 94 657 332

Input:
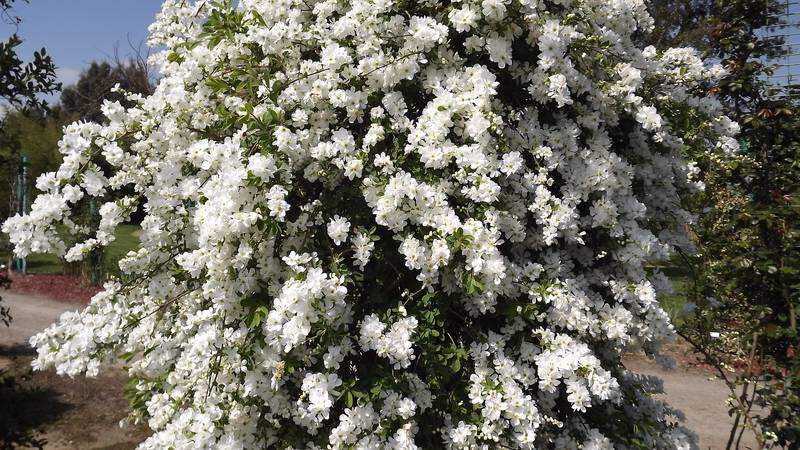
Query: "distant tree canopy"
60 60 154 123
646 0 714 49
0 108 73 218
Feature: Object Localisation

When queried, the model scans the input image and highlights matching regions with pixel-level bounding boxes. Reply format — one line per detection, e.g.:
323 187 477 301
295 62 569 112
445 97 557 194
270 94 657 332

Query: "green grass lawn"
103 224 141 276
660 276 690 324
650 263 694 325
4 224 140 276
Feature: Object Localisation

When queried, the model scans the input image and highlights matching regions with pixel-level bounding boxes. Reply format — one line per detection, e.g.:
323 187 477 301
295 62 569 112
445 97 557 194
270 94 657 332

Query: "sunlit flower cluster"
4 0 733 448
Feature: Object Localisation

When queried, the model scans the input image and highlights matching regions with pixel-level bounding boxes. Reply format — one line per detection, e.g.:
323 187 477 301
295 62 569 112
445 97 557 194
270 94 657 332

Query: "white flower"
547 73 572 108
248 153 277 180
500 151 523 175
399 236 426 270
321 43 352 70
327 215 351 246
298 372 342 430
267 185 289 221
481 0 508 21
430 238 451 269
352 231 375 269
359 314 418 369
486 34 512 68
636 105 663 131
449 6 478 33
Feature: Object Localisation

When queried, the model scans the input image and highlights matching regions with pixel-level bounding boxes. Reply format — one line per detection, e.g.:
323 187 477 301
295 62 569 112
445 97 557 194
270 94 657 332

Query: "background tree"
0 0 60 220
60 57 154 123
0 0 58 324
0 108 72 219
646 0 713 49
650 0 800 447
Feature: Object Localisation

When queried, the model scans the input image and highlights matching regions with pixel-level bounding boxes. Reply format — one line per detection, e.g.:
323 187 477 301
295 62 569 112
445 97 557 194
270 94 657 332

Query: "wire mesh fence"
762 0 800 97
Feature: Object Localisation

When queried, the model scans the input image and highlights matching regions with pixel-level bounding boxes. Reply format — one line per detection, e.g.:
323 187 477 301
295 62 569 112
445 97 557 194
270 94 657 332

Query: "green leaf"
167 52 183 64
250 10 267 27
345 390 354 408
464 272 484 295
206 77 228 92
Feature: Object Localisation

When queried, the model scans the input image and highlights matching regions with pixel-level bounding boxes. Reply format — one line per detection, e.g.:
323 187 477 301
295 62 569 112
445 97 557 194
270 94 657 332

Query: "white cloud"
56 67 81 87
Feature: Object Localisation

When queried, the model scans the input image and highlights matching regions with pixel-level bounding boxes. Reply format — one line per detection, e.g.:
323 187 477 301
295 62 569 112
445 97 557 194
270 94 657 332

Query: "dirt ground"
0 292 149 449
0 290 764 449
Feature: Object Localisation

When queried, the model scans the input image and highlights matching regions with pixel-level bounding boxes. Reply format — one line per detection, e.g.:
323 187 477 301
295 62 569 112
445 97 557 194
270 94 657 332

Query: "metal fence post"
14 153 29 275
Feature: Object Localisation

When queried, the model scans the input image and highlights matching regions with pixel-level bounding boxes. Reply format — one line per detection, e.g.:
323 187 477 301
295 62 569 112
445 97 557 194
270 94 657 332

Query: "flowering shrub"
3 0 737 448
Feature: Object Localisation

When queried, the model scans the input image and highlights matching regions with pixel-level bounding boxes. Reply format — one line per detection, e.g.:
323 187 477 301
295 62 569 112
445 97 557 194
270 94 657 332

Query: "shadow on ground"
0 345 150 449
1 344 72 450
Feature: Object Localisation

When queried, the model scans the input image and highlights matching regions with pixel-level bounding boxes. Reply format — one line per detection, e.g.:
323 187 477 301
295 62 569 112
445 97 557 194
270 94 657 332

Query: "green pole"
89 197 102 285
14 154 29 274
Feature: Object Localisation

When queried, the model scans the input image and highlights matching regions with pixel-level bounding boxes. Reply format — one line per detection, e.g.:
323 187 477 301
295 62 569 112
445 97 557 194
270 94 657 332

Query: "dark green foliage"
0 0 61 219
0 0 60 113
651 1 800 447
646 0 714 49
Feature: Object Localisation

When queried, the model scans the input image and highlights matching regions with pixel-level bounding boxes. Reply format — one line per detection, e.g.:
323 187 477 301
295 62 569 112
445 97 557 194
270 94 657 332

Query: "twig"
676 328 763 450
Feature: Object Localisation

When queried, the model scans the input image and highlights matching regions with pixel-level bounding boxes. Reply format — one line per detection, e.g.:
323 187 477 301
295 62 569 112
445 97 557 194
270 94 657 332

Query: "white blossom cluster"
4 0 735 448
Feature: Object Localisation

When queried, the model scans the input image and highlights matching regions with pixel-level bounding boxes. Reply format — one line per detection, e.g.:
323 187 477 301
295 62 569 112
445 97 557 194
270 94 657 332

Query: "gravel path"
623 357 759 449
0 290 764 449
0 291 79 349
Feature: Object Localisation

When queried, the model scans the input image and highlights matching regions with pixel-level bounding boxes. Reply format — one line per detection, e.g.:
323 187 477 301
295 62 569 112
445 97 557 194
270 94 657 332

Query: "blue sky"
1 1 163 102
